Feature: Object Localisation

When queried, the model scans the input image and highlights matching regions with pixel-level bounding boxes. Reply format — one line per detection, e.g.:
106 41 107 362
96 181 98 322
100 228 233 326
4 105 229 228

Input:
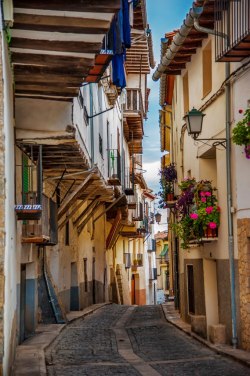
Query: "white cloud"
143 160 161 193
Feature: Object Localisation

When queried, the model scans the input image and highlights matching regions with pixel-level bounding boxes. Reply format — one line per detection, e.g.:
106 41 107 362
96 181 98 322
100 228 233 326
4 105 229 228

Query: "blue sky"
143 0 192 194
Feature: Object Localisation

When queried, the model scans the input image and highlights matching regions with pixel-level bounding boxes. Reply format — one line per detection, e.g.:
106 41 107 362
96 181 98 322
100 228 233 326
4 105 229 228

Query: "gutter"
152 5 205 82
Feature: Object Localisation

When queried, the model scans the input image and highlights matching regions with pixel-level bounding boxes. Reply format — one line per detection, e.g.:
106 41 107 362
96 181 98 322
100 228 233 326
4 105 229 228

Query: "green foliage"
232 109 250 146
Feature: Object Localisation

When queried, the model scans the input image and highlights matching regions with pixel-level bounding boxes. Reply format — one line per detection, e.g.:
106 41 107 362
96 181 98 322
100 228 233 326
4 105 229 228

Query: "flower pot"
203 226 218 238
244 145 250 159
166 193 174 201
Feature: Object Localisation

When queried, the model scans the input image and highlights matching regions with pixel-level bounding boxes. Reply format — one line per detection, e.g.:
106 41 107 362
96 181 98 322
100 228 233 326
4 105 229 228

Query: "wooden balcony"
22 194 58 245
123 88 144 154
215 0 250 62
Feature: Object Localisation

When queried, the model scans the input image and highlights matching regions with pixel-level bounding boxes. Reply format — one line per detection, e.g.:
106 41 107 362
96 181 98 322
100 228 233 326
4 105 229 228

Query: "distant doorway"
92 257 96 304
187 265 195 314
70 262 79 311
20 264 26 343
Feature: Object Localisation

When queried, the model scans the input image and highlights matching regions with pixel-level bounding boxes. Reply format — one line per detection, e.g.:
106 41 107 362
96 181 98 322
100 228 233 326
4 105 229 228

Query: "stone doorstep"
13 302 111 376
161 303 250 368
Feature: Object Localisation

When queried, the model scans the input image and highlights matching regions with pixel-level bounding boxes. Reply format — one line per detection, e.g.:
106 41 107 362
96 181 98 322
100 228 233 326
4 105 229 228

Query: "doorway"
70 262 79 310
92 257 96 304
187 264 195 314
20 264 26 343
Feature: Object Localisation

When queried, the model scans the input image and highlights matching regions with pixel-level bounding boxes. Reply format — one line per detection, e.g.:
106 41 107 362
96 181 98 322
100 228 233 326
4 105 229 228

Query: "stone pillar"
237 218 250 350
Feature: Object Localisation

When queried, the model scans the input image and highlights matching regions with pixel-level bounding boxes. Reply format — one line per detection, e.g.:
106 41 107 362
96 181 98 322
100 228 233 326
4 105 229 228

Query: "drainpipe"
193 10 238 348
152 6 204 81
89 84 94 167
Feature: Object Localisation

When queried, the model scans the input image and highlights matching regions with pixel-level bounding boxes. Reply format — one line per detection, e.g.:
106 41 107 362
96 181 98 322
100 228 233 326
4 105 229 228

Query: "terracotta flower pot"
166 193 174 201
203 226 218 238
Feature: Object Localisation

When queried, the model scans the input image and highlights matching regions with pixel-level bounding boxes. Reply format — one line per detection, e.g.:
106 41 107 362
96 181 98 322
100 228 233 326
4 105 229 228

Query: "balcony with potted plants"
172 178 220 249
158 163 177 209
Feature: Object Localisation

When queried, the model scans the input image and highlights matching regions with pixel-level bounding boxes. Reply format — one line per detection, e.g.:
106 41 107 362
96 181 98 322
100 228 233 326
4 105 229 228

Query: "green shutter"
22 154 29 204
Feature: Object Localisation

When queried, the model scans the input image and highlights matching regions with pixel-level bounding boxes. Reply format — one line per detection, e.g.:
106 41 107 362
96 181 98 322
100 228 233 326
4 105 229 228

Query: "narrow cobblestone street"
45 304 250 376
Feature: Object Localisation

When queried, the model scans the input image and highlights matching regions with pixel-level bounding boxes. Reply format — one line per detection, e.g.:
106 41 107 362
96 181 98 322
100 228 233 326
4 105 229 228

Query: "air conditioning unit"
3 0 13 26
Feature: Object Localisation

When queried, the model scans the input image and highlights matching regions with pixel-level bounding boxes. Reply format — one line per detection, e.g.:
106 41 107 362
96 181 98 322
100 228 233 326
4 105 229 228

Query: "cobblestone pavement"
45 304 250 376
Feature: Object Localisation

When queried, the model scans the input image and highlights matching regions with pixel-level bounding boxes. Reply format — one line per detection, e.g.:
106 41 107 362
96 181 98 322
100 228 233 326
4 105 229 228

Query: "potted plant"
232 108 250 158
158 164 177 204
172 179 220 248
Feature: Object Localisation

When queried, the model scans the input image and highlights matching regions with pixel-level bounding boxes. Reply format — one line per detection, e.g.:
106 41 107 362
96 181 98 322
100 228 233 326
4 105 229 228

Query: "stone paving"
45 304 250 376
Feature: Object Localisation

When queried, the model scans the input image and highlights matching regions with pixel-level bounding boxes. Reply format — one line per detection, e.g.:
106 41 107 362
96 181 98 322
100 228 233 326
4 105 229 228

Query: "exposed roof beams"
13 0 121 13
11 1 120 99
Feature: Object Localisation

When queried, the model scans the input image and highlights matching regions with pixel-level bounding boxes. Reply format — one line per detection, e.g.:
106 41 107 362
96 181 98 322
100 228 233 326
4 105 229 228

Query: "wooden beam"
13 0 121 13
73 196 100 227
77 201 101 235
15 89 79 98
57 170 95 219
14 73 84 84
12 52 94 68
13 13 110 34
93 195 126 224
11 38 102 54
15 84 80 93
14 64 89 76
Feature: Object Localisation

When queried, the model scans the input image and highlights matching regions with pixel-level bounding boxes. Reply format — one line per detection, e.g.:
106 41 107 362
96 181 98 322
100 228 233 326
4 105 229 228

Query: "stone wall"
237 218 250 351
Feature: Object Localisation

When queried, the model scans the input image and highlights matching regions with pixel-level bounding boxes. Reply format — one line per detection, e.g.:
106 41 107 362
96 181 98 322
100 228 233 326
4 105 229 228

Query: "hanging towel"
122 0 131 48
112 54 126 89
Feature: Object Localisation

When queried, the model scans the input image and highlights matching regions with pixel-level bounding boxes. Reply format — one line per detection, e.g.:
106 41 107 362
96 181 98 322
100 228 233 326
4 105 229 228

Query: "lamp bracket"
193 137 227 149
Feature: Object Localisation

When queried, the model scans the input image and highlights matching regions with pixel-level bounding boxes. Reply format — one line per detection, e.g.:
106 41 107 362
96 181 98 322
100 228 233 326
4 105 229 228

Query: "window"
65 221 69 246
187 265 195 314
78 90 84 108
202 41 212 98
182 72 189 115
83 258 88 292
99 134 103 157
84 105 89 125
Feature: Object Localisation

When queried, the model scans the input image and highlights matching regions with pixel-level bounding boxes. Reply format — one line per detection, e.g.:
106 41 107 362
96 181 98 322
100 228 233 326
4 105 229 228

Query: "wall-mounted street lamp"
183 108 226 148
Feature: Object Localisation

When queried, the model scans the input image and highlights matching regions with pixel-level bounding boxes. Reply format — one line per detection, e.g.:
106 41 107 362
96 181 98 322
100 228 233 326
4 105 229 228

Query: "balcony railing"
22 194 58 245
124 88 145 117
124 252 131 269
132 201 144 221
124 167 134 195
215 0 250 61
107 149 121 186
147 238 156 252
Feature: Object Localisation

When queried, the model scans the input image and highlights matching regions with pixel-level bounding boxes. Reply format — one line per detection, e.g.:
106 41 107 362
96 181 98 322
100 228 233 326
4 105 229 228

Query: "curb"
161 304 250 368
13 302 111 375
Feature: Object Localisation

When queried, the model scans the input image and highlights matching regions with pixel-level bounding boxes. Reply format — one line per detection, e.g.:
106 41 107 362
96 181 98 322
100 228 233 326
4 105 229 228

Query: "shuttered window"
203 41 212 98
22 154 29 204
183 72 189 115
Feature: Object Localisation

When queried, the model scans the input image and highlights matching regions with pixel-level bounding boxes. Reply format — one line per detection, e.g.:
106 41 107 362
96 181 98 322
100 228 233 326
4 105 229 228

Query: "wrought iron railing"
215 0 250 61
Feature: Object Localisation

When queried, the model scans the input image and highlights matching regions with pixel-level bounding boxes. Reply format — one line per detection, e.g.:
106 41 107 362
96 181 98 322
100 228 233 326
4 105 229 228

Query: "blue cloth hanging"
112 54 126 89
122 0 131 48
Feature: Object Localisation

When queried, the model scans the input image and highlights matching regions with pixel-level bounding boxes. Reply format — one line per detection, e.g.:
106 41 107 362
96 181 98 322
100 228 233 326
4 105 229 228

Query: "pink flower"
205 191 211 197
200 191 206 197
190 213 198 220
209 222 217 229
201 197 206 203
206 206 214 214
